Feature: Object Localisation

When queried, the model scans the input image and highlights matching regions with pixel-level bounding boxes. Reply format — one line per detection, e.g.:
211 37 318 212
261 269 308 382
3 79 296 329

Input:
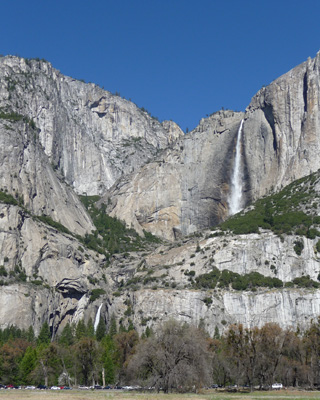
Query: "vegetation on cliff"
79 195 161 256
221 171 320 238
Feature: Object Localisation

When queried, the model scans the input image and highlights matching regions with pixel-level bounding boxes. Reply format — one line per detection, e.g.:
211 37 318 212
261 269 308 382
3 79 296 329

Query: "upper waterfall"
228 119 244 215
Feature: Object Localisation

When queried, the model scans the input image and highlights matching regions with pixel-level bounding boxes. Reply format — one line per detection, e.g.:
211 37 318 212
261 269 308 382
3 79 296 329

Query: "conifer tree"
87 318 95 338
19 346 37 384
37 322 51 345
108 314 117 338
75 320 87 340
96 317 106 342
59 323 74 347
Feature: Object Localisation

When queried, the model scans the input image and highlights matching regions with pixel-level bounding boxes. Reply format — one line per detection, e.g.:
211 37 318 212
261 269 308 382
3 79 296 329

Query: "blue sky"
2 0 320 131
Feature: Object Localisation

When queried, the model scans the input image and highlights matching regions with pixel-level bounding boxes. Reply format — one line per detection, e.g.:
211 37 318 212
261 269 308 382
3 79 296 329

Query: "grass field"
0 389 319 400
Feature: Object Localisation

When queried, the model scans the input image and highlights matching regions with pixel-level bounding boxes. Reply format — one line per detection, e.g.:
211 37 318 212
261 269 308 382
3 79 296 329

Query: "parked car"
272 383 283 390
37 384 47 390
25 386 36 390
50 386 61 390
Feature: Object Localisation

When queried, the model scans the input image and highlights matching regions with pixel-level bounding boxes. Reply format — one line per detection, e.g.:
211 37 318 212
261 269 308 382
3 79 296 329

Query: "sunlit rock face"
2 201 320 336
88 230 320 336
0 203 103 336
104 51 320 239
244 50 320 200
104 110 245 240
0 56 183 197
108 288 320 337
0 117 94 236
2 52 320 336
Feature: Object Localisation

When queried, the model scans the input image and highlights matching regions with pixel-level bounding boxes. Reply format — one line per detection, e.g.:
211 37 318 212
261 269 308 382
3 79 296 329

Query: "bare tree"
127 320 212 393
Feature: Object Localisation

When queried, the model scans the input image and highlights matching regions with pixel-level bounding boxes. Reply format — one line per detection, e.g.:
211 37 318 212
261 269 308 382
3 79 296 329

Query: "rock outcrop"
86 224 320 336
244 50 320 200
0 118 93 235
0 56 183 197
0 202 108 336
104 110 245 240
1 52 320 336
105 51 320 239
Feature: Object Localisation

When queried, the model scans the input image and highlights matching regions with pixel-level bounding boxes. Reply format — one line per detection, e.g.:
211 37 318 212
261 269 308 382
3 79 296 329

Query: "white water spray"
228 120 244 215
94 303 103 332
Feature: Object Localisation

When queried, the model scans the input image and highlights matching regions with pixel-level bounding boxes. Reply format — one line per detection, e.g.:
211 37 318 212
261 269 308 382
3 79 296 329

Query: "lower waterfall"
94 303 103 332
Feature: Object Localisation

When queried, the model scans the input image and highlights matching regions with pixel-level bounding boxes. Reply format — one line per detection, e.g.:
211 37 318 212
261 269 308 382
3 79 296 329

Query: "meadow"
0 389 319 400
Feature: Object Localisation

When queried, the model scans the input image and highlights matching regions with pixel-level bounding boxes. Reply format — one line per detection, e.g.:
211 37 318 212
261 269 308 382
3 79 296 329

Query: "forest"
1 316 320 392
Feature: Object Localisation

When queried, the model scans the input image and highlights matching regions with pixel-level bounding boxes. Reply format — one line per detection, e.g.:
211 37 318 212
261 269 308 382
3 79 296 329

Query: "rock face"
87 227 320 336
104 110 245 240
2 197 320 336
0 56 183 196
244 50 320 200
0 202 107 336
0 118 93 236
2 52 320 336
105 51 320 239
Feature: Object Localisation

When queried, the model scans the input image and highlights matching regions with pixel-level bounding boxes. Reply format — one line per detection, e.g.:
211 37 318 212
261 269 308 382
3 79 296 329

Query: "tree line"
1 316 320 392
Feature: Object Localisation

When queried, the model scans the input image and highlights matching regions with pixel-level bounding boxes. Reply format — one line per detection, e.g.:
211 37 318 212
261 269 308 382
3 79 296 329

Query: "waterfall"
94 303 103 332
228 119 244 215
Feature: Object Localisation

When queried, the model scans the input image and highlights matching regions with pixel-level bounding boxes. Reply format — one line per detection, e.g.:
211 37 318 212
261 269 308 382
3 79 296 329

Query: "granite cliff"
0 55 183 198
103 110 245 240
0 53 320 336
244 50 320 200
105 51 320 240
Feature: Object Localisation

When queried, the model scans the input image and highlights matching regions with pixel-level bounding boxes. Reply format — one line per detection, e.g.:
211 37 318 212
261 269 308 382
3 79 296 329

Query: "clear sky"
2 0 320 132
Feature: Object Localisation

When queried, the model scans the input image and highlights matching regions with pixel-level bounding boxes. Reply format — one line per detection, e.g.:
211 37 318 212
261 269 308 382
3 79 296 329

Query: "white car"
50 386 61 390
25 386 36 390
272 383 283 390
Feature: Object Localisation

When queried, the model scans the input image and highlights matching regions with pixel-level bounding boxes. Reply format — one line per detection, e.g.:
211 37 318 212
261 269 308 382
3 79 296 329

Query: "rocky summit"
1 52 320 336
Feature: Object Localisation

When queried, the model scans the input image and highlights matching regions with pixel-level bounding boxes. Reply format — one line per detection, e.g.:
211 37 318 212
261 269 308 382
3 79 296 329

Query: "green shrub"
294 239 304 255
31 280 43 286
78 196 161 255
124 306 133 316
89 288 106 302
194 268 283 291
0 191 18 206
35 215 71 235
203 297 213 306
194 267 220 289
292 276 319 288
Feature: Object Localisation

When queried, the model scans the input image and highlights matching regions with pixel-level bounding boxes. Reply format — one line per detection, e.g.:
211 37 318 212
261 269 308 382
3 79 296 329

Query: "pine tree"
101 335 116 384
96 317 106 341
75 320 87 341
26 326 35 343
19 346 37 384
87 318 95 338
108 314 117 338
145 326 153 337
214 326 220 339
59 323 74 347
37 322 51 345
